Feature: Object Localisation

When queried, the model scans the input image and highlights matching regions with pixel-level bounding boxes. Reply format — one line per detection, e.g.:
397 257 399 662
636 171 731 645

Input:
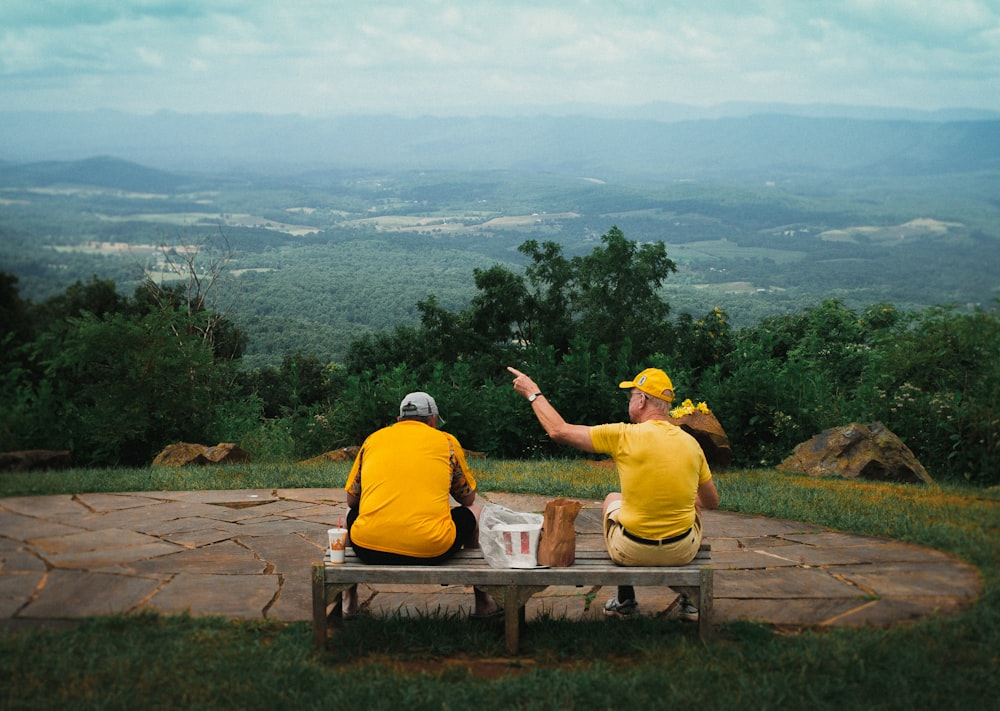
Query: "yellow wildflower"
669 399 712 418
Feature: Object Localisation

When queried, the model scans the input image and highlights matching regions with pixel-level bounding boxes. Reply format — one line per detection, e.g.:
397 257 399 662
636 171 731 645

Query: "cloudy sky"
2 0 999 116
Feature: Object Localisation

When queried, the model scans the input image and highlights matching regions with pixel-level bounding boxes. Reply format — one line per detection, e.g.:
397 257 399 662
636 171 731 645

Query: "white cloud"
0 0 997 115
136 47 164 68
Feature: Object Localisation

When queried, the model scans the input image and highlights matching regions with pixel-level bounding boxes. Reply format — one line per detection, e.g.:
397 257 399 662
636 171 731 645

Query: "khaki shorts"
604 499 703 566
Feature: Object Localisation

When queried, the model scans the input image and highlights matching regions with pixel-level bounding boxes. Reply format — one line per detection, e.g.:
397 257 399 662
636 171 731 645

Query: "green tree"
857 304 1000 484
572 226 676 359
0 272 34 348
465 226 677 363
37 308 232 465
31 275 128 326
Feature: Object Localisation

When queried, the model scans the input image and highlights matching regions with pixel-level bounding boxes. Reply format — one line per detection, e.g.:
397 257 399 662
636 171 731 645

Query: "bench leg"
479 585 547 655
503 587 522 655
311 563 328 650
698 566 713 640
312 565 354 651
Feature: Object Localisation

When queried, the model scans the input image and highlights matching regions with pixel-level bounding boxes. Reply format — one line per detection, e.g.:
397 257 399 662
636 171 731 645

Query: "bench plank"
312 542 712 654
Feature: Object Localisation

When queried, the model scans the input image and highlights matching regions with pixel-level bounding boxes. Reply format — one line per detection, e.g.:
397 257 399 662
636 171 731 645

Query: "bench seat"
312 543 712 654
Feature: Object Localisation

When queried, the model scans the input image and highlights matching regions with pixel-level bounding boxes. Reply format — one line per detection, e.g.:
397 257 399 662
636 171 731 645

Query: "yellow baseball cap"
619 368 675 402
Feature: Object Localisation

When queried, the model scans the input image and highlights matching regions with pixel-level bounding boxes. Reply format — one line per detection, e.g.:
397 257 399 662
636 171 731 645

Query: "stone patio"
0 489 982 631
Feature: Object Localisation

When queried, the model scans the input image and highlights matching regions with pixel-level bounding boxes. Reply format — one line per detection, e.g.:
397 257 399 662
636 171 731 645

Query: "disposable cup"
327 527 348 564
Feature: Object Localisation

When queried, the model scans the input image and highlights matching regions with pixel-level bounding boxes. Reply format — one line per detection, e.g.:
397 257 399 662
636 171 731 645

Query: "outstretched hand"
506 366 540 400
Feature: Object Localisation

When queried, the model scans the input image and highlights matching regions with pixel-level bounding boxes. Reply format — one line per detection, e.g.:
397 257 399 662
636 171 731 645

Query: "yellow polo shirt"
590 420 711 540
345 420 476 557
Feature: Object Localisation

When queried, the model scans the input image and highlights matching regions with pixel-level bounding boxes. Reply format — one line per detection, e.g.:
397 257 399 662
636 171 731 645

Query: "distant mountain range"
1 105 998 179
0 155 190 194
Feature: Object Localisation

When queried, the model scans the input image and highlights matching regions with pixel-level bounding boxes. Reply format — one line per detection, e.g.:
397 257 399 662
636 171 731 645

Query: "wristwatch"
528 392 543 403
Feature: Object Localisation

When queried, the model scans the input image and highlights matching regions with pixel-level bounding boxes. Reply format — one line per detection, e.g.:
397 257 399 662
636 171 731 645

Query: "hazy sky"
2 0 999 116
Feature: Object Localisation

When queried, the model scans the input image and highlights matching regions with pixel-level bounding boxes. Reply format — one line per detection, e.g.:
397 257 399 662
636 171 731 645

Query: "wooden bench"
311 542 712 654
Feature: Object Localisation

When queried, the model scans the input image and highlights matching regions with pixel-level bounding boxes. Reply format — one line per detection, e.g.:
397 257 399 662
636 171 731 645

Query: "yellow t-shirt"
590 420 712 540
345 420 476 557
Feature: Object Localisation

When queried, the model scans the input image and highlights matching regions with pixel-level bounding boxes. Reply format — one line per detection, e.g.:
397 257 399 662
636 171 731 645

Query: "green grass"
1 463 997 710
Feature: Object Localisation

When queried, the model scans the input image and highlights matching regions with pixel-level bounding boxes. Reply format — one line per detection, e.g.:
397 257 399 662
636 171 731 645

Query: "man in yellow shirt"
343 391 500 618
507 366 720 620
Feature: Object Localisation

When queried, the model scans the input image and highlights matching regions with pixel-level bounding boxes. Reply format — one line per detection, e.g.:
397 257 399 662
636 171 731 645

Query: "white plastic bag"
478 502 544 569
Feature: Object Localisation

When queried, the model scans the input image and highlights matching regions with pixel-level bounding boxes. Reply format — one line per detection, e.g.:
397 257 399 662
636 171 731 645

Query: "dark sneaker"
603 597 639 619
676 594 699 622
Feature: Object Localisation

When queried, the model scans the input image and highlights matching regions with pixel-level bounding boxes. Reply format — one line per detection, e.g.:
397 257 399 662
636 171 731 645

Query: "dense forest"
2 227 997 486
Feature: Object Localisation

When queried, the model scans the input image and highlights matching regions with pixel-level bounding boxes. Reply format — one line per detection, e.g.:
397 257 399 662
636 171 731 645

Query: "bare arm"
507 366 596 453
695 477 720 511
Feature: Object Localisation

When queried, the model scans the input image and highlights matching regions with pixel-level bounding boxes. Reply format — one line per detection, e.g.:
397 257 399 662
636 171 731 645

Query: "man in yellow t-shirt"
342 392 500 619
507 366 720 620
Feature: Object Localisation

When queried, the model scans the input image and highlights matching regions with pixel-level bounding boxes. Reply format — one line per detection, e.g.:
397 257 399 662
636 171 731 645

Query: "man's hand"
506 366 595 453
507 366 541 400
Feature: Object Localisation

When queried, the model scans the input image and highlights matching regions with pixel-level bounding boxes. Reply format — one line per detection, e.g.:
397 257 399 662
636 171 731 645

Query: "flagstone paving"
0 489 982 632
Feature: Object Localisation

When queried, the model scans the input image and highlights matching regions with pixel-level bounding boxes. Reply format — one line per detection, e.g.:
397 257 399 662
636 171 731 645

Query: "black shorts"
346 506 477 565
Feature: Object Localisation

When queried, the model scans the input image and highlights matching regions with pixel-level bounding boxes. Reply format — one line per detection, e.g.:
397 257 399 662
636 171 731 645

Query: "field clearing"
92 211 320 236
351 215 470 233
475 212 580 227
350 211 580 234
666 240 807 264
51 241 167 257
694 280 757 294
25 186 169 200
818 217 964 244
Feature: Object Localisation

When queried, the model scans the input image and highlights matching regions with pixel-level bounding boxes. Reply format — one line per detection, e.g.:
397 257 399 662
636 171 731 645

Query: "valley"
2 111 998 368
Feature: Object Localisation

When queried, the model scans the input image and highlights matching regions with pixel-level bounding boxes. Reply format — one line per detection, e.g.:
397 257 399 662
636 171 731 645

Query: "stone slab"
240 533 324 575
705 511 826 538
826 595 973 626
29 527 163 554
152 490 278 506
19 570 165 618
274 488 347 504
0 495 93 521
74 504 188 532
75 493 155 512
714 566 865 598
140 516 243 537
235 519 331 538
0 510 86 542
265 574 313 621
127 539 267 575
229 500 317 518
162 528 239 549
0 571 44 616
714 598 871 626
835 560 981 597
143 573 278 618
711 549 804 569
1 547 47 572
781 532 892 548
43 542 183 570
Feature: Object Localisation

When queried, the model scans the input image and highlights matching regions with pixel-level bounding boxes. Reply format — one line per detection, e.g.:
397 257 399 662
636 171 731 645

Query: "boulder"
778 422 932 484
0 450 73 472
299 446 361 465
152 442 250 467
666 411 732 468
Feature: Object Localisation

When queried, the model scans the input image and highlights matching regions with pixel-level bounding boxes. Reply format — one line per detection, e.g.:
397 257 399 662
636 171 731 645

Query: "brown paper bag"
536 497 583 567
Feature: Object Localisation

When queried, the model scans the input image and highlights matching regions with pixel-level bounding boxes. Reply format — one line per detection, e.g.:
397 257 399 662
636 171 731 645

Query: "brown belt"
621 526 692 546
